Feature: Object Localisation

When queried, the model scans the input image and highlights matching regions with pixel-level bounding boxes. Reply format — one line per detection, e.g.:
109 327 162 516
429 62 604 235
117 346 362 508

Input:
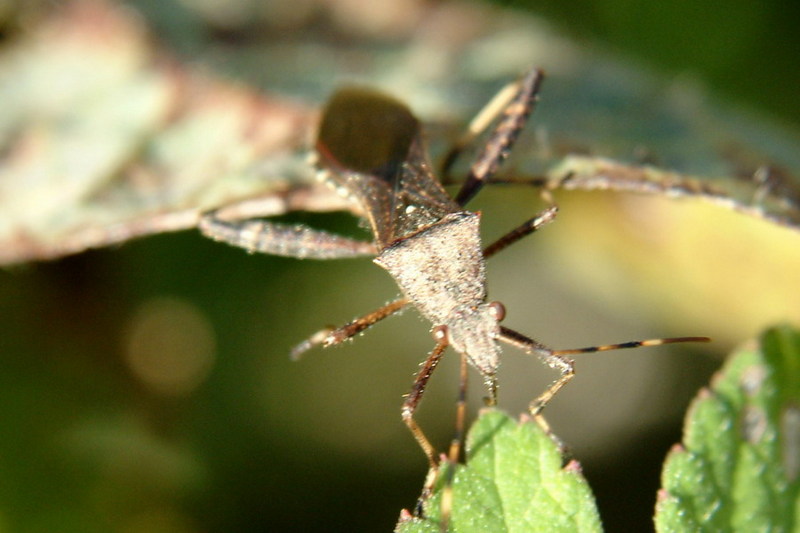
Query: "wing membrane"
316 87 458 247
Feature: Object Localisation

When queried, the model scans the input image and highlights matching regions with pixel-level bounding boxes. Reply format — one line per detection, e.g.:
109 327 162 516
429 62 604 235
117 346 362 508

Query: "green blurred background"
0 0 798 532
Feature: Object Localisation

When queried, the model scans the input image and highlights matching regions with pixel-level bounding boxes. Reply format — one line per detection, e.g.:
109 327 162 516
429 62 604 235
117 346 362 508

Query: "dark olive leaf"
208 2 799 230
544 155 799 229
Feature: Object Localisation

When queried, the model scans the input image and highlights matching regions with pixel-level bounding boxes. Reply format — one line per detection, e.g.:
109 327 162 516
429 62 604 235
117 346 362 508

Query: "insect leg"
440 76 522 184
403 342 449 469
290 297 409 359
498 327 573 436
453 68 545 206
437 351 469 531
532 336 711 412
200 211 377 259
482 195 558 259
447 351 469 465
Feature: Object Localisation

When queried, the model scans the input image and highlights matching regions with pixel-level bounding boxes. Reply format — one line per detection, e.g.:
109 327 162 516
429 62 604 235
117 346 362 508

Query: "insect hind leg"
440 77 522 184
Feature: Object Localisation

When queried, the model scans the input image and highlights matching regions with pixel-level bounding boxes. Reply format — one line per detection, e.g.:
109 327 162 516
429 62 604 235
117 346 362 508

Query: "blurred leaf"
0 0 324 264
655 325 800 531
545 155 800 230
0 0 798 266
396 410 602 533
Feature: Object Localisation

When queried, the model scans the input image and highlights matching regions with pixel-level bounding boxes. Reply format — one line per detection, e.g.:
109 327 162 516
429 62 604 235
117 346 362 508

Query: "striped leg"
498 326 710 435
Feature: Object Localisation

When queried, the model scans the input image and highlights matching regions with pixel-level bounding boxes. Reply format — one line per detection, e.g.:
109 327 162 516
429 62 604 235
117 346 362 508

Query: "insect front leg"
499 326 711 438
403 342 449 522
436 351 469 532
200 210 377 259
290 297 409 359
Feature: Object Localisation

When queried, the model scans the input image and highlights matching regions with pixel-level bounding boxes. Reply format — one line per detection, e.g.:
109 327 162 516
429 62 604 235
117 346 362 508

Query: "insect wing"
387 138 462 242
316 87 458 247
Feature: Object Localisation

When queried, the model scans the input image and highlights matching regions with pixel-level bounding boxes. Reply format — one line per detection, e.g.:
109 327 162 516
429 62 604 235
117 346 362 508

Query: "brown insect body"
201 69 708 478
316 87 501 377
376 212 500 375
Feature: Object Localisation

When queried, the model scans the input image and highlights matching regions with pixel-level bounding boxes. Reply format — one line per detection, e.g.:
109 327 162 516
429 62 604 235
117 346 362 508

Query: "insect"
200 68 709 475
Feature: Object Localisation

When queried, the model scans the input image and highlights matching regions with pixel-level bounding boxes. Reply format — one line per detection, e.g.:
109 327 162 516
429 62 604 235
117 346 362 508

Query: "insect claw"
529 399 546 416
289 327 334 360
396 508 414 525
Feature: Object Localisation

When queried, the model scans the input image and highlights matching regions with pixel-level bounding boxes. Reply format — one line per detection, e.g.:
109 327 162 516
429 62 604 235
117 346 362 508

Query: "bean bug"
200 68 709 504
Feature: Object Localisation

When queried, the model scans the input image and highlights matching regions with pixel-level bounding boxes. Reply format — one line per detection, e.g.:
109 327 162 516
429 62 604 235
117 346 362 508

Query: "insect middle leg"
482 192 558 260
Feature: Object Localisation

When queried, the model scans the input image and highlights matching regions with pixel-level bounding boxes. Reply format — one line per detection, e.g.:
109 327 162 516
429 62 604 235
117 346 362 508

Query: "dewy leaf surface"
656 325 800 532
396 410 602 533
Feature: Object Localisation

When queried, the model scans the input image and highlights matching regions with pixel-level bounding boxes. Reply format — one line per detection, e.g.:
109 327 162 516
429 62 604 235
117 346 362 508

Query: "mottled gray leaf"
1 0 797 265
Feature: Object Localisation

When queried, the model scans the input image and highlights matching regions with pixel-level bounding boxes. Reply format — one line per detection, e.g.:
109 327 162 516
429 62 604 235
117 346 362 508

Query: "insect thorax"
374 212 502 375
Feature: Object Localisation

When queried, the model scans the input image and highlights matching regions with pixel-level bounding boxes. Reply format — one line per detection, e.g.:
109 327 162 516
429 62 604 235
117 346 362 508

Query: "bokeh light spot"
123 297 215 397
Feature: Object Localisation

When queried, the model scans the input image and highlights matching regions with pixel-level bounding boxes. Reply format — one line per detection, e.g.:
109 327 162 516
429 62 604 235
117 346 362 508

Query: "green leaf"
656 325 800 532
396 410 602 533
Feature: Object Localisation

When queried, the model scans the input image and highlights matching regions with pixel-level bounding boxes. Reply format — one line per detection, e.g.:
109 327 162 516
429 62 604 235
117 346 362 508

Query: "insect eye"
432 325 449 345
488 301 506 322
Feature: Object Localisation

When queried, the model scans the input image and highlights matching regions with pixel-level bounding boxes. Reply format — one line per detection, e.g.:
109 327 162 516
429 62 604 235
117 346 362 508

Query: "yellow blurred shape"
123 297 215 396
552 191 800 347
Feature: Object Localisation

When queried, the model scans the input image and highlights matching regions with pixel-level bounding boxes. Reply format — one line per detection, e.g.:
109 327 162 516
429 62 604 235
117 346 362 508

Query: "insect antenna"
499 326 710 427
551 336 712 356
